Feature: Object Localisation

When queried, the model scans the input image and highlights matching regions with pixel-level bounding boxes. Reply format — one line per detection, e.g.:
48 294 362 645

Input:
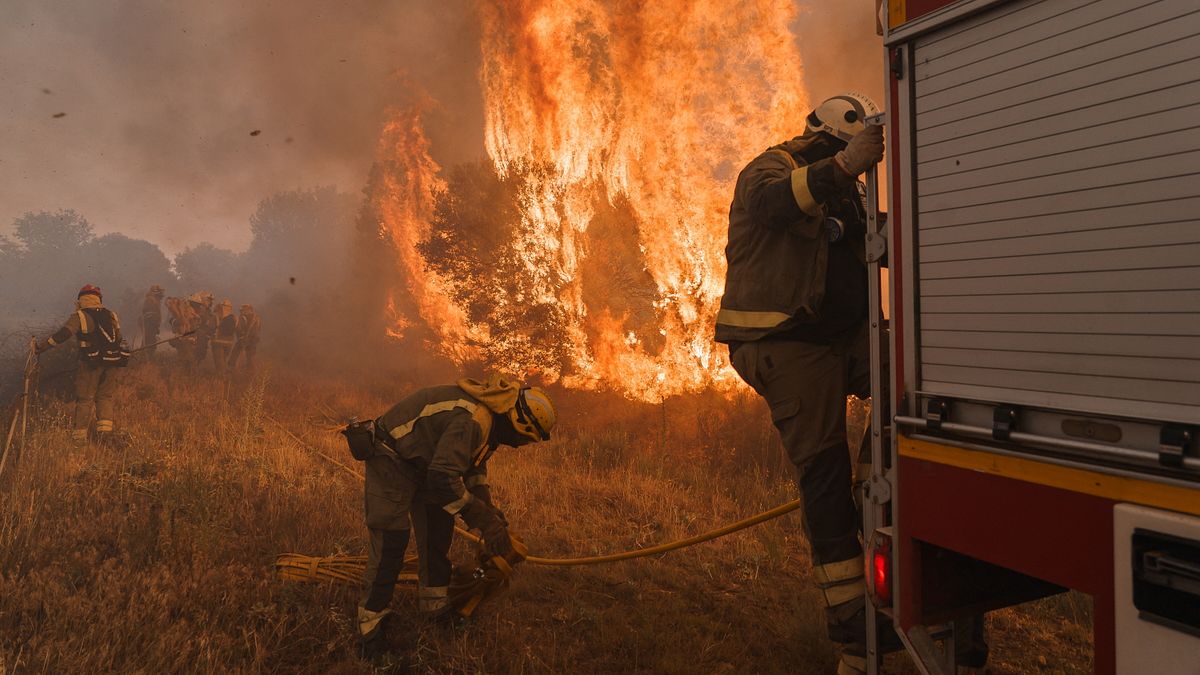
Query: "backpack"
78 307 131 366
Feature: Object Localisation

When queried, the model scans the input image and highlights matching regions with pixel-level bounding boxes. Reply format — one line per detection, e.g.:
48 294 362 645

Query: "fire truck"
861 1 1200 673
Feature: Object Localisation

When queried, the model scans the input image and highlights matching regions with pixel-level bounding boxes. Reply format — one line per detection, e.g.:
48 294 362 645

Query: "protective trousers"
729 322 880 630
361 454 456 616
211 343 231 374
143 319 160 355
230 341 257 371
193 335 210 365
74 362 120 438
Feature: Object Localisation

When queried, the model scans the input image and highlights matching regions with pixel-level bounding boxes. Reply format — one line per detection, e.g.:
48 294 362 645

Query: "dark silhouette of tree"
420 161 574 375
12 209 93 252
244 186 358 294
89 233 174 323
0 210 96 325
0 210 174 345
173 243 242 299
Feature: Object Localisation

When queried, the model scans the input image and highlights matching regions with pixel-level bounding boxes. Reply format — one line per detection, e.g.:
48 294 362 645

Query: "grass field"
0 358 1092 673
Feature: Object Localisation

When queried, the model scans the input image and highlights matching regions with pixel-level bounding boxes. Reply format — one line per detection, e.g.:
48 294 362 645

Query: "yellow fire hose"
269 415 802 613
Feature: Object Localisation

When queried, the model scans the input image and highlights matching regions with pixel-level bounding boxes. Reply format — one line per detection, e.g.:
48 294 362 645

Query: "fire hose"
37 331 196 383
268 415 802 614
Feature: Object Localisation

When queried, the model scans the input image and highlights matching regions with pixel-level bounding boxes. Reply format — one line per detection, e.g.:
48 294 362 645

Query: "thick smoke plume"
1 1 883 392
0 0 484 253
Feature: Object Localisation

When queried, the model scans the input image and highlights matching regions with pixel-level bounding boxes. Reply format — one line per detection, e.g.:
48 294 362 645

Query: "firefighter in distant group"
34 285 129 446
714 93 894 675
164 295 198 365
343 375 556 660
229 303 261 372
141 284 165 355
211 299 237 374
190 292 216 367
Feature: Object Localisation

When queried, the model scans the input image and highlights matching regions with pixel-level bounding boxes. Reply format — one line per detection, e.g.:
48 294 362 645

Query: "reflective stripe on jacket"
375 385 495 513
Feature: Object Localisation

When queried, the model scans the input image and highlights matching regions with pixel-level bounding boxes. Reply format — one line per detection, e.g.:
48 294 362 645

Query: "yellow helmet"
507 387 556 442
805 93 881 143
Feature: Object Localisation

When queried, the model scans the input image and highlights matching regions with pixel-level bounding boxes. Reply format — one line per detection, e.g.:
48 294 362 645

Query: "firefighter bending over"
34 284 130 446
715 93 892 674
343 375 556 659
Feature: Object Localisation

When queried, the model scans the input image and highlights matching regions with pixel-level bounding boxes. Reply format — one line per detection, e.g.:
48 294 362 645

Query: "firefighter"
164 296 198 366
714 93 892 674
229 303 261 372
34 285 129 446
211 299 237 373
190 292 216 367
347 375 556 660
141 284 165 355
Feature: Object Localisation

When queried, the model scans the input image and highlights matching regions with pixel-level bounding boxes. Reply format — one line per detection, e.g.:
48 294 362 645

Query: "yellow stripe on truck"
888 0 906 28
899 435 1200 517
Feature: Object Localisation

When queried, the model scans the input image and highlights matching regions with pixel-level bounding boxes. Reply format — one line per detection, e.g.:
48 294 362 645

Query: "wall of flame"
377 2 812 401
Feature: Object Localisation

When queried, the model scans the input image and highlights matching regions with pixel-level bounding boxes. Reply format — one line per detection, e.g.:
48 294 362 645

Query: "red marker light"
869 532 892 605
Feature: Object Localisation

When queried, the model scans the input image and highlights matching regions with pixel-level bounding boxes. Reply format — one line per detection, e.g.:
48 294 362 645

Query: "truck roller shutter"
912 0 1200 424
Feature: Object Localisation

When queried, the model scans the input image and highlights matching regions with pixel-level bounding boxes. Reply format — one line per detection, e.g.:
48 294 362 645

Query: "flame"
372 102 479 360
376 3 809 401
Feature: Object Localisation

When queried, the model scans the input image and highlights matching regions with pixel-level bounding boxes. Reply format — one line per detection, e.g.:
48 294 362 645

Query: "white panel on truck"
1113 504 1200 674
912 0 1200 424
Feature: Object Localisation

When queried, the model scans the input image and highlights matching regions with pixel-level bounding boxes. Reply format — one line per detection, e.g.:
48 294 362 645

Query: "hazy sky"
1 1 879 256
0 0 482 255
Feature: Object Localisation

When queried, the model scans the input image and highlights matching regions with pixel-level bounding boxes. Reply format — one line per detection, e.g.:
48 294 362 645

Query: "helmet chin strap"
513 388 549 441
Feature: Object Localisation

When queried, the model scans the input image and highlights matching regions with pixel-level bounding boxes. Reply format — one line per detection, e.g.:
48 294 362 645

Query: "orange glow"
376 3 810 400
373 102 479 360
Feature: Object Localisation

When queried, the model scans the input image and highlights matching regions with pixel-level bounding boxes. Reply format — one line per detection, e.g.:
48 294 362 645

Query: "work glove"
467 484 508 526
460 499 512 558
33 340 50 355
504 531 529 566
834 124 884 177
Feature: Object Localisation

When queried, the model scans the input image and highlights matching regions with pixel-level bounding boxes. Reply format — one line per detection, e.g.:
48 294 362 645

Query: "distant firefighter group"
31 284 264 447
142 285 262 374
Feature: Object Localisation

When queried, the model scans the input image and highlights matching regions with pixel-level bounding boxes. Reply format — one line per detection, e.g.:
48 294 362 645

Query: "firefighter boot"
71 428 89 447
838 645 870 675
356 606 391 663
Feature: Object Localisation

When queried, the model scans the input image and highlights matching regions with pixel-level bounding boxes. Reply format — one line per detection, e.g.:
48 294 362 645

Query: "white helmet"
805 93 881 143
507 387 556 442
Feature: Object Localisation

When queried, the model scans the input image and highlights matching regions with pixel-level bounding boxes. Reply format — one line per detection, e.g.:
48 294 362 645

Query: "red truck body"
869 2 1200 673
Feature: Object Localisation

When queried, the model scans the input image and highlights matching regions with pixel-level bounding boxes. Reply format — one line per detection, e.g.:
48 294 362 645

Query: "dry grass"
0 360 1090 673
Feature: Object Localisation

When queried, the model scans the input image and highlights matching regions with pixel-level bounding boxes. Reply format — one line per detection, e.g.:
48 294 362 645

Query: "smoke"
0 0 887 387
795 2 886 108
0 0 484 254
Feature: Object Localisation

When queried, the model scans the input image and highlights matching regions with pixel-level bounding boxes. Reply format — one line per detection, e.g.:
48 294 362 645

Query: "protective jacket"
214 312 236 347
43 295 126 363
715 133 869 344
194 305 216 338
236 310 261 344
374 384 498 515
141 292 162 328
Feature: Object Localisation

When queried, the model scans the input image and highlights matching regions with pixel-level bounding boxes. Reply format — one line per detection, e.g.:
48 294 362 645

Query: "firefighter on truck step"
341 374 556 661
34 284 131 446
714 93 898 675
